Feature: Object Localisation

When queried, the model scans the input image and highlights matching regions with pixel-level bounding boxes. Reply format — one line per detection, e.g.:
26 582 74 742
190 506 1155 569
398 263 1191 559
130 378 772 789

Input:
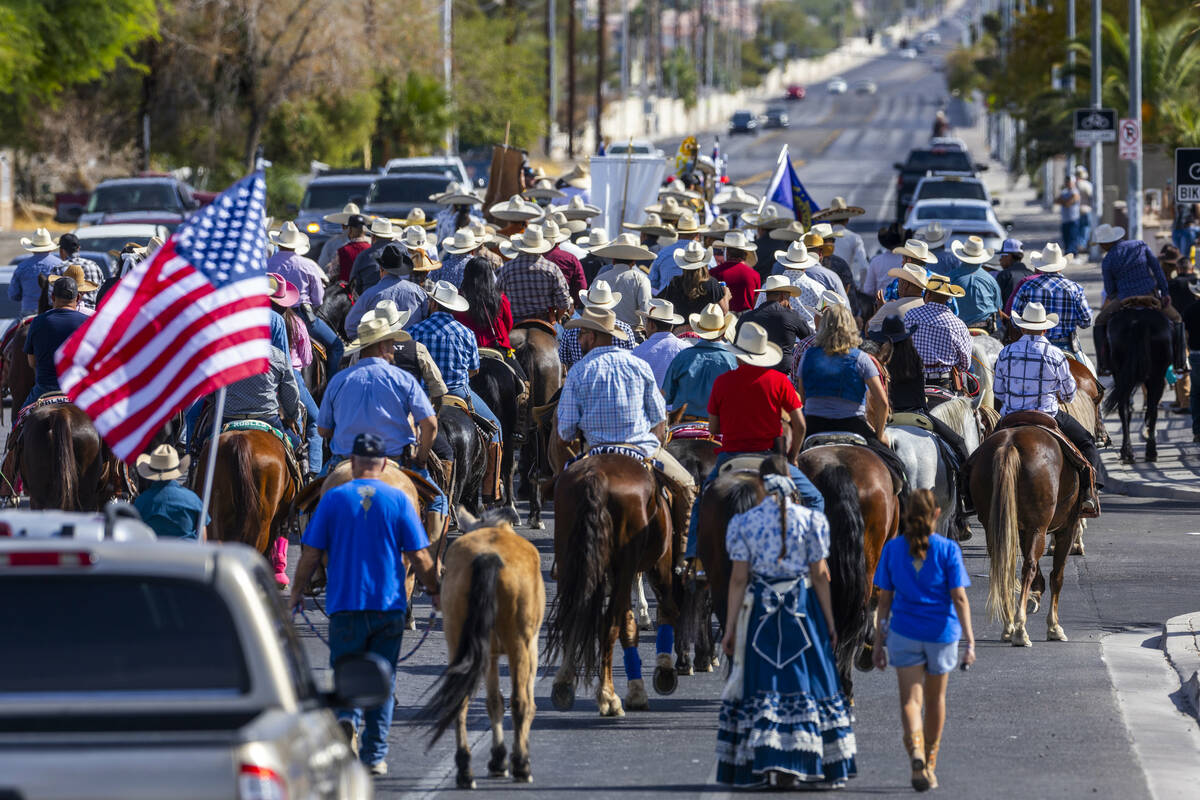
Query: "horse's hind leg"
633 573 653 630
1144 378 1164 462
454 693 475 789
485 652 509 777
618 609 649 710
1118 399 1135 464
646 556 680 695
1047 527 1072 642
596 622 625 716
1012 529 1046 648
1029 564 1045 615
508 638 537 783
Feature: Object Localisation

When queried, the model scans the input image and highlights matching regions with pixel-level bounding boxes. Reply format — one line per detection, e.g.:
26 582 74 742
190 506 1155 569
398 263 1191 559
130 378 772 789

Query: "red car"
786 84 806 100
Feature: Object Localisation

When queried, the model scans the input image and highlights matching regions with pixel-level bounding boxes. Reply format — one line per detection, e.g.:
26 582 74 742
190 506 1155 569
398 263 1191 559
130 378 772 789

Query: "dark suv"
892 147 983 222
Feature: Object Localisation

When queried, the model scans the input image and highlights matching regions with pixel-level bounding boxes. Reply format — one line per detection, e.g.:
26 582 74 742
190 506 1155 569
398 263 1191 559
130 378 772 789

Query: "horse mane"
929 396 978 452
1060 391 1097 441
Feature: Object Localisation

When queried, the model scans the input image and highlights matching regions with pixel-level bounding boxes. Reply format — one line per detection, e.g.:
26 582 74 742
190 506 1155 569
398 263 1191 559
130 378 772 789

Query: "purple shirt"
267 250 325 307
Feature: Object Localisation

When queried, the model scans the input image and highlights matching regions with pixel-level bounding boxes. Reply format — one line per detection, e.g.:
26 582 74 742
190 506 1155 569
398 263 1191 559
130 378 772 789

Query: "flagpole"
196 387 226 542
755 144 790 216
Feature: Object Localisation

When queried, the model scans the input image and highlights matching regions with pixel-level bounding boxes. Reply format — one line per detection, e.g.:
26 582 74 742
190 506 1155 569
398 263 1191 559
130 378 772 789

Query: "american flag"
56 172 271 461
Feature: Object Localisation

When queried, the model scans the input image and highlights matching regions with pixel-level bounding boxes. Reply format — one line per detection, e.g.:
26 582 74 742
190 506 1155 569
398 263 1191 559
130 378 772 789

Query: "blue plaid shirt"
1010 273 1092 346
905 302 973 378
1101 240 1167 300
557 345 665 456
408 311 480 397
994 335 1076 414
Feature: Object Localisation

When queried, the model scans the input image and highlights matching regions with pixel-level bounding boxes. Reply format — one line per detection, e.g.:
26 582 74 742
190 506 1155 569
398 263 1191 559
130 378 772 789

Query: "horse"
191 429 297 553
1104 307 1171 463
17 402 128 511
470 355 523 522
547 453 686 717
509 320 563 529
317 280 355 343
418 508 545 789
969 424 1082 647
970 333 1003 410
1 320 34 426
437 404 488 521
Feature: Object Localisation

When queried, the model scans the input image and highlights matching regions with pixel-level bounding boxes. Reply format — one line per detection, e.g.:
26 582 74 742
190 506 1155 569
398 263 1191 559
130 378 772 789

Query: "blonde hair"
812 303 861 356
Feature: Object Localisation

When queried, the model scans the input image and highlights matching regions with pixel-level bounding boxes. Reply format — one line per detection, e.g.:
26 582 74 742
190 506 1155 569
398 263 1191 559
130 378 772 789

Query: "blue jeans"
468 387 502 445
23 383 56 410
308 316 345 378
1175 227 1199 264
293 369 323 474
1060 219 1079 254
1189 353 1200 437
328 609 406 767
410 466 448 515
685 451 826 559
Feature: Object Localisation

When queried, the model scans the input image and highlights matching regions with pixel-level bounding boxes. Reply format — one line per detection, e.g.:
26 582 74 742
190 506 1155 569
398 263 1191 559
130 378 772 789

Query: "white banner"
589 155 667 239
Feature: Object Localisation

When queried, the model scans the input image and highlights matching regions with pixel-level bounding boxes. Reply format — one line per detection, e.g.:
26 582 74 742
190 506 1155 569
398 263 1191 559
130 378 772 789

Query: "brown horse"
191 429 297 553
547 453 685 716
17 402 128 510
1 320 35 426
969 427 1080 647
509 320 562 528
419 508 545 789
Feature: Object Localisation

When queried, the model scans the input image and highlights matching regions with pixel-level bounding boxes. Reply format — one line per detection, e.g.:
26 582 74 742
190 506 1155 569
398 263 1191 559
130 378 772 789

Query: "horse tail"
546 464 612 679
985 444 1021 623
219 434 262 547
1102 313 1149 416
49 411 79 510
806 464 867 673
420 552 502 746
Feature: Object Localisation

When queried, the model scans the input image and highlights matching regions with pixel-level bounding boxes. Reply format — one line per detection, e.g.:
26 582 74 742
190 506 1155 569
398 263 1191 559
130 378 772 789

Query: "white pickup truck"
0 514 384 800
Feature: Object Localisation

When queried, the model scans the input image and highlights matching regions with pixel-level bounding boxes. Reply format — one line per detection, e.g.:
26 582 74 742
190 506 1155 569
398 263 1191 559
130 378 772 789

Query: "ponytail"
902 488 939 560
759 455 796 562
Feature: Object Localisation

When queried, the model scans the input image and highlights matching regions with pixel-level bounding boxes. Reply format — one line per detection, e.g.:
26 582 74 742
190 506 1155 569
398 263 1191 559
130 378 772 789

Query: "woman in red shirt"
710 231 762 312
454 256 514 349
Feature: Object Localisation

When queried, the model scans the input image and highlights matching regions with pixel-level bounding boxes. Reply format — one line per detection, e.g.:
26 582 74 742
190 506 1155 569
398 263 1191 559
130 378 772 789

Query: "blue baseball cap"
998 238 1023 255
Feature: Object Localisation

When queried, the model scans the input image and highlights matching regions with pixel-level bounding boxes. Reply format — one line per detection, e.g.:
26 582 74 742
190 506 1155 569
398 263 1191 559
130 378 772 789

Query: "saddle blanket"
222 419 292 450
565 444 663 472
667 422 721 443
16 393 72 426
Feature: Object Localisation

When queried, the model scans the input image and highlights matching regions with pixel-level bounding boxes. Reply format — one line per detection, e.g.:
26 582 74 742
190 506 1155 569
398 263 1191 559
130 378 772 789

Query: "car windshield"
902 150 973 173
386 164 457 178
733 112 753 123
301 182 370 210
87 184 179 214
917 204 989 221
74 235 155 254
767 107 785 115
916 182 987 202
609 144 651 154
368 177 447 204
0 575 249 693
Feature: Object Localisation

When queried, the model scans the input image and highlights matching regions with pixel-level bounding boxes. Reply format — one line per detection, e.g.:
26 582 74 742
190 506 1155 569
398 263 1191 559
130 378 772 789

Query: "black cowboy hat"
869 314 919 344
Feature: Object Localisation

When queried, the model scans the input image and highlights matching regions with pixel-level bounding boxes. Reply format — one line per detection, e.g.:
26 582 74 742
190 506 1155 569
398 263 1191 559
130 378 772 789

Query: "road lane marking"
815 128 844 157
735 159 806 188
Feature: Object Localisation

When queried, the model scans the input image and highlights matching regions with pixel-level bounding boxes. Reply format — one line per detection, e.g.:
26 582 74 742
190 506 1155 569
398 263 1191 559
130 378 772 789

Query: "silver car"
904 198 1009 251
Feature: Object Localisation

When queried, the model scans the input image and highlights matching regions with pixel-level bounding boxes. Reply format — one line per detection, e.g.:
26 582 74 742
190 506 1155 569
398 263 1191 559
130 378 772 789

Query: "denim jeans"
22 383 56 410
1060 219 1079 254
293 369 323 474
468 387 502 445
308 316 345 378
328 609 406 767
1175 227 1199 264
1189 353 1200 437
684 451 826 559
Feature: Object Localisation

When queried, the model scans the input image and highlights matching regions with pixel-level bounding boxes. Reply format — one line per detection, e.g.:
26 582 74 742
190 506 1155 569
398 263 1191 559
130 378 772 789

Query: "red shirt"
711 260 761 312
453 294 514 349
708 364 802 453
545 247 588 309
337 240 371 282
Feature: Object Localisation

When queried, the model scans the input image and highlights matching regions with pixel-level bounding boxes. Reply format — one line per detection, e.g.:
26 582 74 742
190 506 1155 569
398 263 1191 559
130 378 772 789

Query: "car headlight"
305 222 320 234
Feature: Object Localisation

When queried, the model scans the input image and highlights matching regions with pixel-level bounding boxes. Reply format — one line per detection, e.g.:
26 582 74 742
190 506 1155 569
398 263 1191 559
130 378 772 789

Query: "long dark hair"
902 488 939 560
460 256 501 330
272 302 301 354
884 336 924 383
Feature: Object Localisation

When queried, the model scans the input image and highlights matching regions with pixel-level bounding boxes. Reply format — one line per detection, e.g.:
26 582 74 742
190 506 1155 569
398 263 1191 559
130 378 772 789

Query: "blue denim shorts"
887 629 960 675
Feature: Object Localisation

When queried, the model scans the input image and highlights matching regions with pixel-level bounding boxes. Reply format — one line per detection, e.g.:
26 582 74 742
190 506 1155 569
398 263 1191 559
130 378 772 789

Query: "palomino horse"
191 429 297 553
547 453 686 717
969 423 1082 647
509 319 562 529
17 402 129 510
970 333 1003 410
419 508 545 789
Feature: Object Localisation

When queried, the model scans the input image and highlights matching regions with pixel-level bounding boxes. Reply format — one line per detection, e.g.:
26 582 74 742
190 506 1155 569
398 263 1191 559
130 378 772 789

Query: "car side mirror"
285 202 299 215
991 198 1001 206
329 653 391 709
975 163 989 172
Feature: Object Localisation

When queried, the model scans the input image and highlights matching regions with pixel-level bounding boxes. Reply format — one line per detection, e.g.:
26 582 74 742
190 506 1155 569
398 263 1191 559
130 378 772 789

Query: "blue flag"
764 145 819 228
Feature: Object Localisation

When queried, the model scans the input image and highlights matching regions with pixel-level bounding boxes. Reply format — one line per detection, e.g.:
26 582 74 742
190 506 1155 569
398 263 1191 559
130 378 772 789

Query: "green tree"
372 73 453 161
263 89 379 170
453 11 546 152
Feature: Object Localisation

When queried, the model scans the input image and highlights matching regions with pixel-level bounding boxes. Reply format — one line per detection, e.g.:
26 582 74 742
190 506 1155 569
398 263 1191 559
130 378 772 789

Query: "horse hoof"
1001 625 1014 642
488 768 510 779
456 775 476 790
1072 542 1086 556
1048 625 1069 642
598 690 625 717
675 659 694 677
1012 629 1033 648
1146 451 1158 463
636 613 654 631
625 679 650 710
1120 453 1135 465
528 520 545 530
551 682 575 711
514 774 533 784
653 665 678 696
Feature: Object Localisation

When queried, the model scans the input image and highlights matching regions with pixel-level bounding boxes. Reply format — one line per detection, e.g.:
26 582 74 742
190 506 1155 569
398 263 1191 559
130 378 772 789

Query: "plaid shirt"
559 320 635 370
1010 273 1092 346
905 302 972 378
557 345 665 456
407 311 480 397
1101 239 1168 300
994 335 1076 414
499 252 572 320
52 256 105 309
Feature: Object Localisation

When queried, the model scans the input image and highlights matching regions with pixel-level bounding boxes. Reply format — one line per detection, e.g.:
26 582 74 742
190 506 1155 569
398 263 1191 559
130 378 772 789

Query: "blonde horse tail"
986 444 1021 624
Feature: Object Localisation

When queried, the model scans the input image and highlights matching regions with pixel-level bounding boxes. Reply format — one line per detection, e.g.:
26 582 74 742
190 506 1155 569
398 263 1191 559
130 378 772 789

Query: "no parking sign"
1118 118 1141 161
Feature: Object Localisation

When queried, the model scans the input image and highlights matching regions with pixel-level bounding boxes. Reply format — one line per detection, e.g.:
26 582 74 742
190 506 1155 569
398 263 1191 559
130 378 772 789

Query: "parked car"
853 79 878 95
0 527 385 799
78 177 200 226
899 47 918 59
606 139 666 158
363 173 449 223
293 173 377 254
905 175 995 220
764 106 790 129
729 110 759 135
828 77 848 94
903 198 1009 251
73 222 172 274
893 146 985 221
383 156 469 186
785 84 806 100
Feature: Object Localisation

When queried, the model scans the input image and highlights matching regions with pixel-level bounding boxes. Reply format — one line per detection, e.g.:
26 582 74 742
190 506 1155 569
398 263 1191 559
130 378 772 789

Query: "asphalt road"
282 18 1200 799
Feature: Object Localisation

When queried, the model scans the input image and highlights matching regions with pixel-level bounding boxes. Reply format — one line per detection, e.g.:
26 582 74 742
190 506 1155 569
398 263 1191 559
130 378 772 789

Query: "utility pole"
1090 0 1103 256
1066 0 1076 176
547 0 557 156
1128 0 1142 240
567 0 577 158
620 0 629 100
596 0 606 153
443 0 453 153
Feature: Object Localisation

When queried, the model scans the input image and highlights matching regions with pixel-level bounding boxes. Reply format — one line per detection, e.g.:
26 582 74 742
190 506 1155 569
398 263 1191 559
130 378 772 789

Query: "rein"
293 597 438 664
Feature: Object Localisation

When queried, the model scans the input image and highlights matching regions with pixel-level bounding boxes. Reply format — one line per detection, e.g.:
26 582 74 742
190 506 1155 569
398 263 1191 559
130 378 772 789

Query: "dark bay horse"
1105 307 1171 463
1 321 34 426
191 429 297 553
547 454 686 716
470 356 523 521
438 405 487 520
509 320 562 529
17 402 127 510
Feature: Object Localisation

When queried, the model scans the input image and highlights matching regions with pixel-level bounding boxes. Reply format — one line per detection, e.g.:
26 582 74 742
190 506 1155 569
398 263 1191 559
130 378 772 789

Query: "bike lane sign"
1073 109 1116 144
1178 149 1200 203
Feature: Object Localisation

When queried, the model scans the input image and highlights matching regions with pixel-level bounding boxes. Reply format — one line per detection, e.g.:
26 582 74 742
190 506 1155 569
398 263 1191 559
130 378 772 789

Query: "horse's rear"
18 402 108 511
193 429 295 552
510 323 562 528
1105 307 1171 462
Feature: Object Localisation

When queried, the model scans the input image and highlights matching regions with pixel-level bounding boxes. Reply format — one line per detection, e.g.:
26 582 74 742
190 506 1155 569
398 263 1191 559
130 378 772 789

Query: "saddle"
718 455 769 475
513 318 559 337
1118 294 1162 311
801 432 869 451
666 421 721 444
222 419 306 492
442 394 499 437
890 411 935 432
566 444 664 472
982 410 1097 517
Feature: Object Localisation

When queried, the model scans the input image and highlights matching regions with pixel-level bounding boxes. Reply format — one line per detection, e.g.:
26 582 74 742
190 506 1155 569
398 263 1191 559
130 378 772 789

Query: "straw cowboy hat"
950 235 993 265
887 263 930 289
524 178 566 201
563 306 629 340
812 196 866 223
728 322 783 367
689 302 736 340
702 216 731 241
757 274 806 297
925 276 966 298
641 298 685 326
540 219 572 245
324 202 362 225
893 238 939 264
1030 242 1069 273
1011 302 1060 331
400 207 437 229
674 211 707 236
916 221 951 249
136 444 190 482
428 280 470 312
741 202 793 229
803 230 829 252
546 210 587 235
623 212 675 238
810 222 844 240
20 228 58 253
270 221 311 255
368 218 400 239
714 230 758 266
769 220 809 242
775 241 820 270
266 273 300 307
673 239 714 270
578 280 622 309
643 196 687 221
591 233 655 262
499 225 555 257
436 183 483 206
1092 223 1125 245
489 194 543 222
443 228 487 256
578 228 611 248
713 185 761 211
561 195 602 221
558 163 591 190
346 314 410 353
48 263 100 294
132 235 165 257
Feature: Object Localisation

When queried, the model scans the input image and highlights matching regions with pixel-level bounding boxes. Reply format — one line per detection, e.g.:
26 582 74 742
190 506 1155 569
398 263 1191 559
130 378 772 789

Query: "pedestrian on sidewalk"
872 489 976 792
1054 177 1081 258
1075 166 1094 256
1182 289 1200 442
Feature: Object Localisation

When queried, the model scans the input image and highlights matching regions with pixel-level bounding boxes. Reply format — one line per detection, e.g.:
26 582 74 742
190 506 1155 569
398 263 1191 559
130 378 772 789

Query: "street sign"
1118 118 1141 160
1178 148 1200 203
1073 108 1117 143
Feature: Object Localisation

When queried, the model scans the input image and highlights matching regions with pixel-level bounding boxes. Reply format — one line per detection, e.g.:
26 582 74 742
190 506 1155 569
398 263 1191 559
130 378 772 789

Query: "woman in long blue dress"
716 456 857 789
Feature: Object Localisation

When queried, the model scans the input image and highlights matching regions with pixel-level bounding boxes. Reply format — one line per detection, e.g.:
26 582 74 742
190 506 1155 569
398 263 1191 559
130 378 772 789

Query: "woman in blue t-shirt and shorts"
872 489 976 792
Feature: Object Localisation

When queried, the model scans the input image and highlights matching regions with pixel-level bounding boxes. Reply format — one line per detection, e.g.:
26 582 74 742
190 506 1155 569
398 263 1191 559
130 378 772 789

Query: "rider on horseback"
1008 243 1093 362
219 331 304 457
993 303 1102 515
662 303 738 420
269 221 346 379
23 275 89 408
905 276 973 392
946 236 1003 332
344 242 430 337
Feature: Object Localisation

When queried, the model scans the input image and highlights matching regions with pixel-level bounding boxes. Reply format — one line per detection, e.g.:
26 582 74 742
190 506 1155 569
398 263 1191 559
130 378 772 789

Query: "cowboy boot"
924 736 941 790
1173 371 1191 414
906 730 929 792
424 512 447 572
270 537 290 588
483 441 503 503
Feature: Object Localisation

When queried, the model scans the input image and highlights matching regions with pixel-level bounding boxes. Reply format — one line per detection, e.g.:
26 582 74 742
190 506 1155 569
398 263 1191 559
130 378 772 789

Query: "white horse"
971 334 1003 409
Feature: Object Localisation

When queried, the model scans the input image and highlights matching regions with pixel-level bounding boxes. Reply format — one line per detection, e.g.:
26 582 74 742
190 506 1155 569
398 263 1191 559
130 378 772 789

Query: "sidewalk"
1163 612 1200 720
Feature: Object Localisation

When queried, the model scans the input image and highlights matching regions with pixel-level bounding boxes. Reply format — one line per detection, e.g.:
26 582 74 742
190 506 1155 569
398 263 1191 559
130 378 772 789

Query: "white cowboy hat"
324 202 362 225
672 239 713 270
1011 302 1060 331
673 211 706 236
591 233 655 262
640 298 685 326
563 306 629 340
560 195 602 221
623 212 675 238
443 227 486 255
1092 223 1125 245
887 263 930 289
813 222 844 240
713 230 758 266
688 302 736 340
500 224 555 257
767 220 809 242
1030 242 1069 273
269 221 311 255
20 228 58 253
578 228 611 248
728 322 783 368
524 178 566 201
892 238 939 264
812 196 866 222
916 222 951 249
774 241 820 270
950 235 993 265
429 279 470 312
346 314 409 353
925 276 966 298
436 183 482 206
757 274 805 297
547 211 587 235
558 163 591 189
713 185 761 211
489 194 543 222
741 202 794 229
643 196 687 221
399 225 438 255
540 218 572 245
361 299 413 335
658 183 701 202
578 279 622 308
136 444 191 481
369 218 400 239
801 289 849 318
702 216 732 239
401 207 437 229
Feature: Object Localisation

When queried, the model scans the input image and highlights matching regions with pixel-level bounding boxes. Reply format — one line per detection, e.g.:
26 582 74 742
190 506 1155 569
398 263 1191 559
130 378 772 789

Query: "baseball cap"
347 213 367 228
998 238 1023 256
51 276 78 301
58 233 80 254
352 432 385 458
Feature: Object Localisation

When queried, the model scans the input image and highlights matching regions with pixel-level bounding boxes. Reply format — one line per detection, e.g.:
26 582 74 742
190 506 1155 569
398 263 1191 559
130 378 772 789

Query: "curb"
1161 612 1200 720
1102 466 1200 503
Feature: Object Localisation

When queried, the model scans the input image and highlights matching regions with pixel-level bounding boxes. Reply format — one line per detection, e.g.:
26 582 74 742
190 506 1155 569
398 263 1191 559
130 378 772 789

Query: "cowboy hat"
768 221 808 242
499 225 555 257
369 218 400 239
558 163 591 189
812 196 866 222
428 280 470 312
658 183 701 202
893 238 939 264
623 212 675 238
546 211 587 235
672 239 714 270
361 299 413 335
136 444 191 481
591 233 655 262
713 185 761 211
20 228 58 253
560 195 602 221
47 263 100 294
810 222 844 240
916 221 951 249
674 211 706 236
774 241 820 270
1011 302 1060 331
1092 223 1125 245
868 314 919 344
950 235 993 265
266 273 300 307
436 183 483 206
702 216 731 239
640 298 685 326
523 178 566 201
563 306 629 340
728 322 783 367
346 314 410 353
741 202 794 229
577 279 622 309
688 302 736 340
540 219 572 245
269 221 311 255
887 263 930 289
324 202 362 225
401 207 437 229
802 230 829 251
1030 242 1069 273
399 225 438 256
714 230 758 266
489 194 543 222
643 196 686 220
443 227 486 256
578 228 611 248
925 276 966 298
801 289 848 318
756 274 805 297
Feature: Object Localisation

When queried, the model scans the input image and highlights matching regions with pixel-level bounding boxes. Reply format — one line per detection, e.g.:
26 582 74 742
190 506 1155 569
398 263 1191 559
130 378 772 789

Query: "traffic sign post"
1177 148 1200 203
1073 108 1117 144
1118 118 1141 161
